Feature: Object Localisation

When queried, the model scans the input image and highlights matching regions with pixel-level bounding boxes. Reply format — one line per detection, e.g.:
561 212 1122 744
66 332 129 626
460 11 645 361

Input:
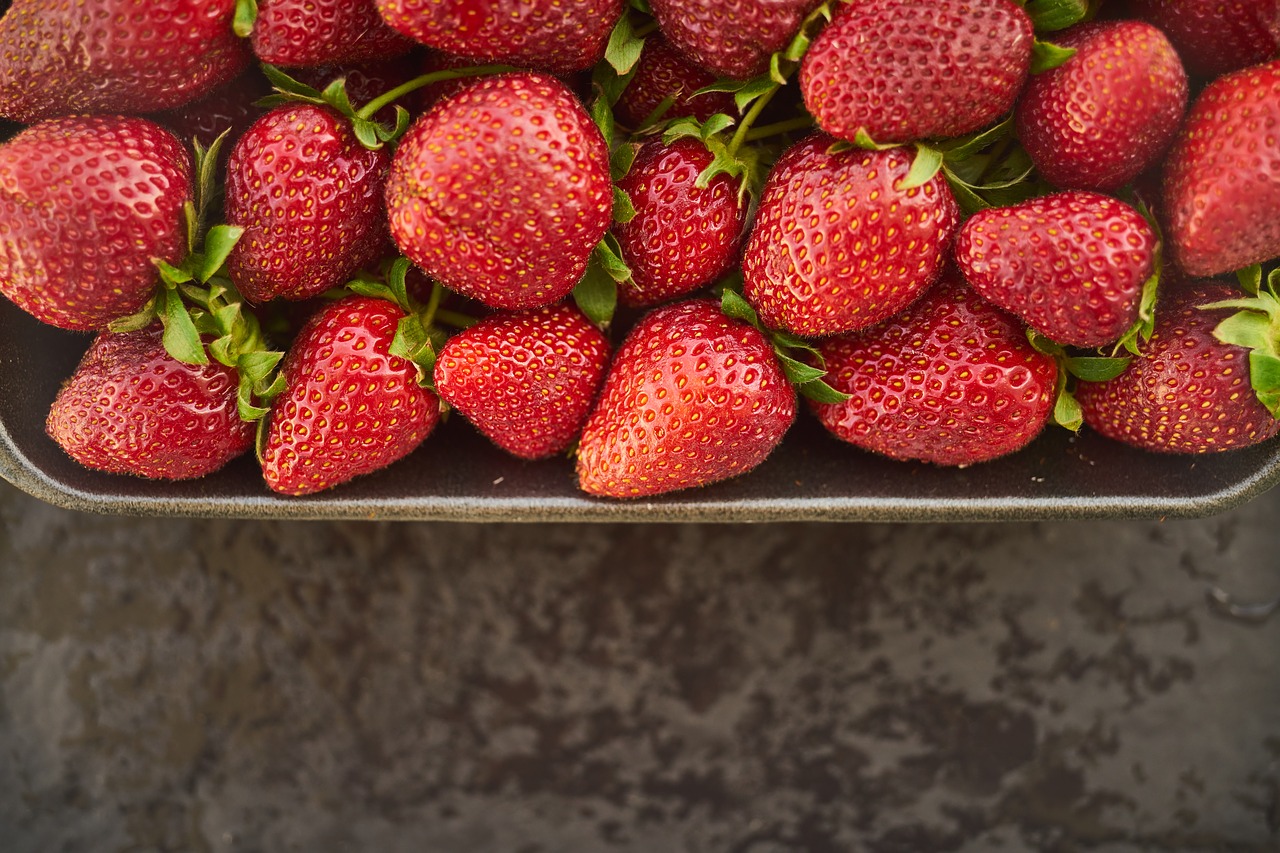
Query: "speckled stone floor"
0 479 1277 853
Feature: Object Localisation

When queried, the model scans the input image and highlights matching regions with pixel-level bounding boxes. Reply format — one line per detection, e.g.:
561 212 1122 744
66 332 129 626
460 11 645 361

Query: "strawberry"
373 0 622 74
613 138 748 308
0 0 249 123
801 0 1033 145
225 104 392 304
810 272 1058 466
385 72 613 311
576 298 796 498
433 303 610 459
0 116 192 331
1075 283 1280 453
248 0 414 68
614 36 737 129
46 325 254 480
155 68 273 155
259 295 441 496
741 134 960 338
649 0 824 80
1015 21 1187 192
954 191 1158 347
1163 59 1280 277
1129 0 1280 79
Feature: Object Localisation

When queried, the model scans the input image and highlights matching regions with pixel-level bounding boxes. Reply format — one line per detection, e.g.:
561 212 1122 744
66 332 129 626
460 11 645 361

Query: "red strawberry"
1016 21 1187 192
250 0 414 67
613 138 748 308
0 0 249 123
576 298 796 498
46 326 253 480
259 295 441 495
1076 283 1280 453
1129 0 1280 79
649 0 824 80
810 272 1058 466
0 116 192 331
155 68 273 155
385 73 612 311
801 0 1033 144
954 191 1158 347
615 36 737 128
1163 59 1280 277
225 104 392 304
433 303 611 459
741 134 960 338
373 0 622 74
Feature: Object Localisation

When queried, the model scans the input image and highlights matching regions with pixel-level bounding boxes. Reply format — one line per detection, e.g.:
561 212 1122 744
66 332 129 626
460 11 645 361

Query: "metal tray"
2 298 1279 521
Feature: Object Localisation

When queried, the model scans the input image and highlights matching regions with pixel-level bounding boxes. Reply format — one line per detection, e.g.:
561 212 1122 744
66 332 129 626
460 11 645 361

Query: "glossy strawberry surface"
1129 0 1280 79
0 116 192 331
252 0 414 67
46 326 253 480
615 36 737 129
649 0 824 80
576 299 796 498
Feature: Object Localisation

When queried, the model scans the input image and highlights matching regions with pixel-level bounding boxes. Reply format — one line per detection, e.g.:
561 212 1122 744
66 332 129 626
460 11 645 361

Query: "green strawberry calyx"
1008 0 1087 72
1027 330 1131 431
1200 266 1280 419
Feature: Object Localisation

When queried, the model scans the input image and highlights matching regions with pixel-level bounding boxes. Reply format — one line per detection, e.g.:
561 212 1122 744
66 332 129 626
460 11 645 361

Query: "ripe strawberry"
434 303 610 459
1129 0 1280 79
260 295 441 496
810 272 1058 466
649 0 824 80
801 0 1033 144
225 104 392 304
386 73 612 311
576 298 796 498
741 134 960 338
0 0 249 123
0 116 192 331
46 325 253 480
614 36 737 129
1016 21 1187 192
1076 283 1280 453
613 138 748 308
954 191 1157 347
374 0 622 74
1163 59 1280 277
250 0 414 67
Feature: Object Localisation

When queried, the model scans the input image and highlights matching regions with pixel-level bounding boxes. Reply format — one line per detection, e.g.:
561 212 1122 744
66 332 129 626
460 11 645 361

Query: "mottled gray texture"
1 481 1277 852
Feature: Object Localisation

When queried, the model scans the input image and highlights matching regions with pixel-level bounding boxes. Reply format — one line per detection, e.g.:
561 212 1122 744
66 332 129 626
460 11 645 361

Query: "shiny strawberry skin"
225 104 392 304
741 134 960 338
1076 283 1280 453
614 138 748 308
374 0 621 74
0 0 249 123
260 296 441 496
811 273 1058 467
1016 21 1187 192
576 299 796 498
649 0 824 80
434 303 611 459
251 0 414 67
0 116 192 331
1129 0 1280 79
386 73 612 311
1163 60 1280 277
802 0 1033 144
615 36 737 128
954 191 1157 347
46 326 253 480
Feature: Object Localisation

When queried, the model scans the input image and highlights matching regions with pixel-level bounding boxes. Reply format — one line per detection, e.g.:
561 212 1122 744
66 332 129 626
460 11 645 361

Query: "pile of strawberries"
2 0 1280 500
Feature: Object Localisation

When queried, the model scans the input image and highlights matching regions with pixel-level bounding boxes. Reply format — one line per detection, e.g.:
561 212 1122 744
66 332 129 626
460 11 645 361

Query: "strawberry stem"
743 116 814 142
419 280 446 329
354 65 519 121
727 84 780 158
434 309 479 330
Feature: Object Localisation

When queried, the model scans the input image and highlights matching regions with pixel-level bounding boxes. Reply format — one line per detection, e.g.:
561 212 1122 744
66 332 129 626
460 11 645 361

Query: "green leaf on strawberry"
1030 40 1077 74
1020 0 1089 32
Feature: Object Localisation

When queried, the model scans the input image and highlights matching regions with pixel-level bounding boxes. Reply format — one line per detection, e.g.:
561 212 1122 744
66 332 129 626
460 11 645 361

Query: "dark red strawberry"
954 191 1158 347
810 272 1058 466
576 298 796 498
649 0 824 80
434 303 611 459
0 116 192 331
154 67 273 159
613 138 748 308
374 0 622 74
386 73 612 311
260 295 441 495
1076 283 1280 453
741 134 960 338
250 0 414 67
291 55 423 126
615 36 737 129
225 104 392 304
1129 0 1280 79
0 0 249 123
1016 21 1187 192
801 0 1033 144
46 325 253 480
1163 59 1280 277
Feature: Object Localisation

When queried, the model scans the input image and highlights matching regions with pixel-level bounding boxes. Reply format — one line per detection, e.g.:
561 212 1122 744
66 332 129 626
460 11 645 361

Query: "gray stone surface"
0 480 1277 852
